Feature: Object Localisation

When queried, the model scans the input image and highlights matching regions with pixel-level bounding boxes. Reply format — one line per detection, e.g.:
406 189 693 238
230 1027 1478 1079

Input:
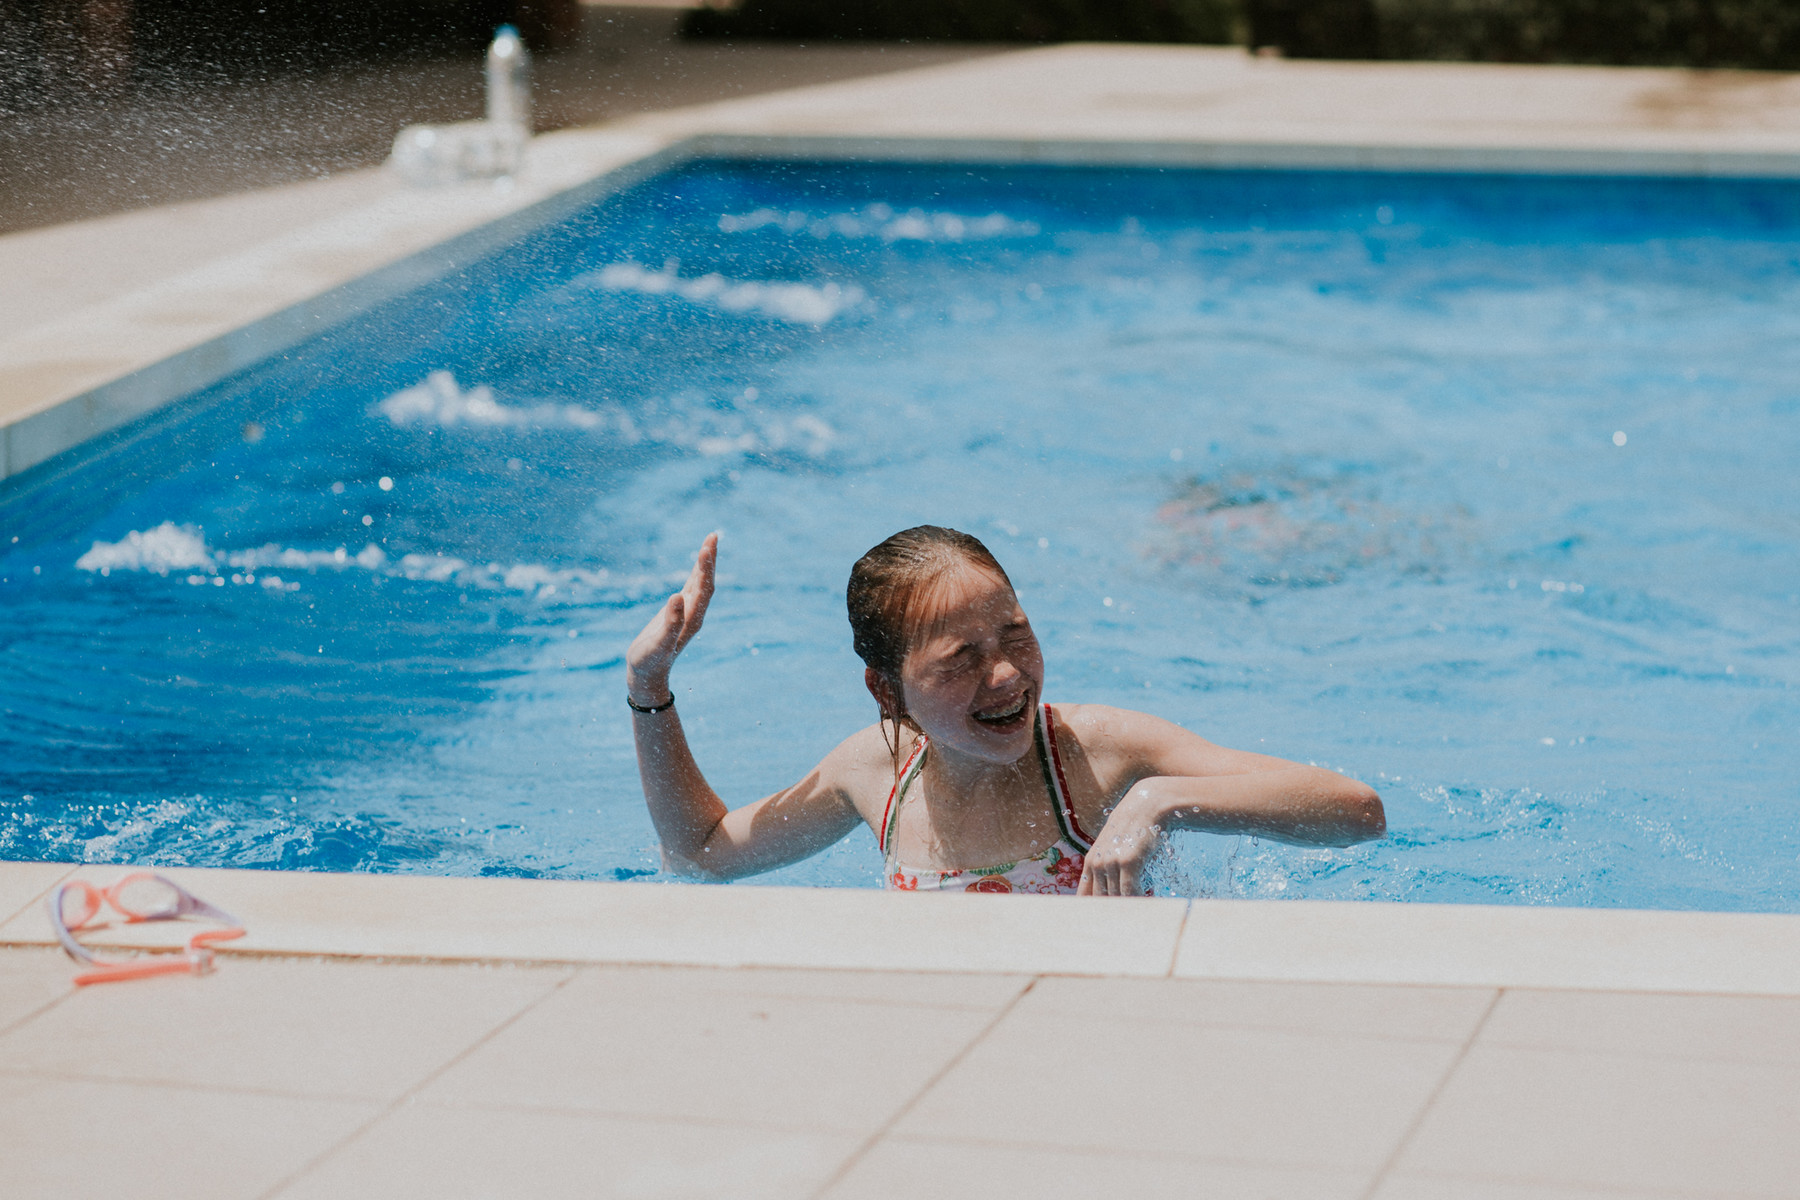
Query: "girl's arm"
1070 706 1384 896
627 534 863 880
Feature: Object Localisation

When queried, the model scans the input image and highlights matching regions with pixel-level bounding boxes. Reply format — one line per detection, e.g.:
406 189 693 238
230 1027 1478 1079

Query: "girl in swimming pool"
626 526 1383 896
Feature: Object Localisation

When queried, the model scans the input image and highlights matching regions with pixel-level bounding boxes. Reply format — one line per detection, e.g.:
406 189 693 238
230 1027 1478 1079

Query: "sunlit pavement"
5 862 1800 1198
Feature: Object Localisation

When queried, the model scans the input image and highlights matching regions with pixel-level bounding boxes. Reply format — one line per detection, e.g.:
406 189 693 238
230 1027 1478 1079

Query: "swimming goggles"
47 872 245 986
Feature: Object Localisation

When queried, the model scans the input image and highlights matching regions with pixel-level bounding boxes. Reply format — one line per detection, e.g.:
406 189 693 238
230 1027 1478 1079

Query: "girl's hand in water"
626 533 718 706
1078 784 1164 897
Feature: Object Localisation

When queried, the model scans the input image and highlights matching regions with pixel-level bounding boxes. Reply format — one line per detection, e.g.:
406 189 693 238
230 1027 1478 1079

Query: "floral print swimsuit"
882 703 1095 894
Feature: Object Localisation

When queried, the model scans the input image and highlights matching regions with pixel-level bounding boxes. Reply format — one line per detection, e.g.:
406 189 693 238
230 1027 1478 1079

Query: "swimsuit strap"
883 704 1092 868
1035 702 1093 852
879 734 930 863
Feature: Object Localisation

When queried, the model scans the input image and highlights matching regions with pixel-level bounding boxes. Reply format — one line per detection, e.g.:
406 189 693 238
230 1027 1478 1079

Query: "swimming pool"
3 157 1797 910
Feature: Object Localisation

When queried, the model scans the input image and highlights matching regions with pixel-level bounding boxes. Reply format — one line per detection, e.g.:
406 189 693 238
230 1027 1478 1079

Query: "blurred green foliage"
681 0 1244 44
1369 0 1800 68
688 0 1800 70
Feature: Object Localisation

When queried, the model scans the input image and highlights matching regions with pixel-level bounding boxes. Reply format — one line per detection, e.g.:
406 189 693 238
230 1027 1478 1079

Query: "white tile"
0 955 569 1101
277 1101 859 1200
0 1073 377 1200
1177 899 1800 995
631 44 1800 164
1399 1044 1800 1196
823 1135 1368 1200
1483 988 1800 1066
1022 975 1493 1042
0 170 395 341
0 947 74 1033
896 1008 1459 1169
1372 1176 1684 1200
419 964 999 1134
0 865 1188 976
0 860 74 927
608 963 1030 1010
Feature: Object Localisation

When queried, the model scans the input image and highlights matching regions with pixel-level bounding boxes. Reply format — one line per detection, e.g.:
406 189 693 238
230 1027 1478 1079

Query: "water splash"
371 371 836 459
718 203 1040 243
574 261 865 324
75 523 214 575
76 524 649 599
373 371 610 429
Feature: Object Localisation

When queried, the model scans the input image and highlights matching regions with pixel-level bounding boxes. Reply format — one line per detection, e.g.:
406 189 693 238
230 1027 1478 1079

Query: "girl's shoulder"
815 721 924 820
1046 701 1210 777
1049 701 1284 786
1045 701 1159 749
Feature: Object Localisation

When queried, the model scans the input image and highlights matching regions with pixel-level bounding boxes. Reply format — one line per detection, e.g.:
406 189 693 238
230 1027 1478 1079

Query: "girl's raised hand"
626 533 718 705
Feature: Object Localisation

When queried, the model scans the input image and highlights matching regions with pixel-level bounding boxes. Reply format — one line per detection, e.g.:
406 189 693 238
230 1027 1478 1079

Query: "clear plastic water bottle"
486 25 531 132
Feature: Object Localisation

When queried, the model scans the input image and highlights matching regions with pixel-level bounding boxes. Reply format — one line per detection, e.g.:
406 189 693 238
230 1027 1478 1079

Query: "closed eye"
938 645 975 668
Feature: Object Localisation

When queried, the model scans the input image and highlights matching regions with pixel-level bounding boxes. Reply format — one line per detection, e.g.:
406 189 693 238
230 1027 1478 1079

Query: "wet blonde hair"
846 526 1013 762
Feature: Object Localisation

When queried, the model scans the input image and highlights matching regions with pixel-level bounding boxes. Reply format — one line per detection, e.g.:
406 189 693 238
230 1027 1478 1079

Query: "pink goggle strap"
47 875 245 986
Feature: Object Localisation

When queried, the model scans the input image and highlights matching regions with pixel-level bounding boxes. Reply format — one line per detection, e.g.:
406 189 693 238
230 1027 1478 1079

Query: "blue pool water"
3 160 1797 909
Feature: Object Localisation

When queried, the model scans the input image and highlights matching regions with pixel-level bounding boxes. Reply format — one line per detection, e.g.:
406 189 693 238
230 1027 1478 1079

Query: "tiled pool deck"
5 860 1800 1199
7 44 1800 1197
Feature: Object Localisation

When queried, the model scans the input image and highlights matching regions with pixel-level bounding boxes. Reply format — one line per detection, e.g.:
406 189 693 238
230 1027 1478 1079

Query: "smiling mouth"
972 692 1031 728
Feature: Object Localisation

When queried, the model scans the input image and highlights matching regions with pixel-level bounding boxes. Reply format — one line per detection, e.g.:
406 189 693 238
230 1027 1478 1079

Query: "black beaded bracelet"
627 692 676 714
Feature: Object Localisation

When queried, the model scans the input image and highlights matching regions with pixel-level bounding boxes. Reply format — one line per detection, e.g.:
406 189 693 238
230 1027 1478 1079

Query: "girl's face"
897 567 1044 764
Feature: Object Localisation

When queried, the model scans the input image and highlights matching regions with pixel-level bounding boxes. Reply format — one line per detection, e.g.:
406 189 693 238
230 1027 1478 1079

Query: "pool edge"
7 861 1798 996
0 131 688 487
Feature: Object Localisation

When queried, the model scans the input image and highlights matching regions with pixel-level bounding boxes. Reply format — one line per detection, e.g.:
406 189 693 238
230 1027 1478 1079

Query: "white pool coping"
6 45 1800 998
6 861 1799 995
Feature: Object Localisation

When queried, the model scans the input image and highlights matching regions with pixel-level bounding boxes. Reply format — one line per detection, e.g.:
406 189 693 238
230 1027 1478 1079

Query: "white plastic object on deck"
486 24 532 132
388 26 533 187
